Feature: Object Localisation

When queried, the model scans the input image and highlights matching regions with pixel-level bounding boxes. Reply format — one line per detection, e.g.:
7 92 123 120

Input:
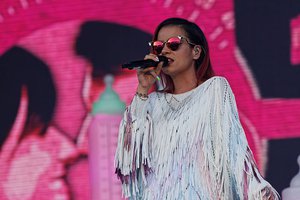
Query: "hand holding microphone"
123 54 167 96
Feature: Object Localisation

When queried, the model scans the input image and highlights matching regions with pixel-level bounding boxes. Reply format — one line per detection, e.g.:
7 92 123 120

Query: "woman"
115 18 279 200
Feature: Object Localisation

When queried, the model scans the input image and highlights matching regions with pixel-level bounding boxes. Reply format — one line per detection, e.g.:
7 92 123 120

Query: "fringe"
115 77 280 200
114 95 153 199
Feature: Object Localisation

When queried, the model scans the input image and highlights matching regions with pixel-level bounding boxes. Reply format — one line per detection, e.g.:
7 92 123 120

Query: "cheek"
177 46 193 58
177 51 194 65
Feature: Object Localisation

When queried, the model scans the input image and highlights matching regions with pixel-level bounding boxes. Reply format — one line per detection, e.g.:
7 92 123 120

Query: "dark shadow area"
234 0 300 98
266 138 300 193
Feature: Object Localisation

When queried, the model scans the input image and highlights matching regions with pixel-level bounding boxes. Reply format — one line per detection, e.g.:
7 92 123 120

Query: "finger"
155 62 163 75
137 66 156 74
149 70 161 81
144 54 159 62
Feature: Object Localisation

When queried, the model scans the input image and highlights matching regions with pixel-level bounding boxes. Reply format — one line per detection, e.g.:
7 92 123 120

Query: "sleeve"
114 94 154 199
212 77 280 200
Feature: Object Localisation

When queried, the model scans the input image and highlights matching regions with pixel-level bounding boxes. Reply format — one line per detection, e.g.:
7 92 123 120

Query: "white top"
115 76 279 200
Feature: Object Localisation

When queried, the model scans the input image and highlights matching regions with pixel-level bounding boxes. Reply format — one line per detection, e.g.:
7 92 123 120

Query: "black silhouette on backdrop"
75 21 152 79
0 46 56 150
235 0 300 98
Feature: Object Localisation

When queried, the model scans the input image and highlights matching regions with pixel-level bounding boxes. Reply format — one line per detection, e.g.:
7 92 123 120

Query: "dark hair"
75 21 152 80
0 46 56 149
153 17 214 92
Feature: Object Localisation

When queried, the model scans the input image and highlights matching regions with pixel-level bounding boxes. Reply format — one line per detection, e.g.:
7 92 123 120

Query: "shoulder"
203 76 231 91
210 76 230 86
203 76 236 104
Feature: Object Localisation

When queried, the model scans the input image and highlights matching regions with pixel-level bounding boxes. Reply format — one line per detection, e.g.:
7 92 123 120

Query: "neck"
171 74 198 94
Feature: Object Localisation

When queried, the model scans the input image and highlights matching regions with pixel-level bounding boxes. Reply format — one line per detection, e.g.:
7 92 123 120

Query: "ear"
193 45 201 60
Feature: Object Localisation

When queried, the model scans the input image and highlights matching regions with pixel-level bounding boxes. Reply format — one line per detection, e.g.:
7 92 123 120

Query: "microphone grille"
158 56 168 67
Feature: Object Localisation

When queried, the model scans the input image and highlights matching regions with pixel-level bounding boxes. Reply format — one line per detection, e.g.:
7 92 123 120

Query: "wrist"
136 85 149 101
137 85 150 95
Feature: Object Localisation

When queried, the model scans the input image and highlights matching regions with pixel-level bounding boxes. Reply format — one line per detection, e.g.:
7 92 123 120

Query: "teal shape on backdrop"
92 74 126 115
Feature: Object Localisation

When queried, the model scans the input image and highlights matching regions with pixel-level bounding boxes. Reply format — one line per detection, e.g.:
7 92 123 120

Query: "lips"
166 57 174 64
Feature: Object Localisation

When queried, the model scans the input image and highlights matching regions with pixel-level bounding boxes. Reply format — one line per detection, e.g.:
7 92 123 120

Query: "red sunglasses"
148 35 197 55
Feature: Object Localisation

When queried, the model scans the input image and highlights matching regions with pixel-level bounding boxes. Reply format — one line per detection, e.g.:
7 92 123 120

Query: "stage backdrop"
0 0 300 199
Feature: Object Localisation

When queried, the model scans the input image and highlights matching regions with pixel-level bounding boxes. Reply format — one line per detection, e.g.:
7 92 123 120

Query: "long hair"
75 21 152 80
152 18 214 92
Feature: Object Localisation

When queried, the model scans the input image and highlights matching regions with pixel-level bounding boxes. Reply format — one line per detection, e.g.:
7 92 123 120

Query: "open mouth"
166 57 174 65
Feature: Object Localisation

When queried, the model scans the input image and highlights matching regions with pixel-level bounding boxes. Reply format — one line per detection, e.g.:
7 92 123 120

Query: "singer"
115 18 279 200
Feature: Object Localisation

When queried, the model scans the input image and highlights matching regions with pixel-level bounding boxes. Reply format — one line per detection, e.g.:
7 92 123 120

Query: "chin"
162 69 173 76
162 66 174 73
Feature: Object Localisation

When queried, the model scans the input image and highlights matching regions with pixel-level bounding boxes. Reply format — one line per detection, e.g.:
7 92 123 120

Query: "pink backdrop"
0 0 300 199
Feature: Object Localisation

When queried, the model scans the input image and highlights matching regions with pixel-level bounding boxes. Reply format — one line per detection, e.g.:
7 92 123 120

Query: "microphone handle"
121 56 168 70
121 59 158 70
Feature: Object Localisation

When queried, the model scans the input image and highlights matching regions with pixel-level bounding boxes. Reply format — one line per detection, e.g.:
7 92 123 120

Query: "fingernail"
155 56 159 61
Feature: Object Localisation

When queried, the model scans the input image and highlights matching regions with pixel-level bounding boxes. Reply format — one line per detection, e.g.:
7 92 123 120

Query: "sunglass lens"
152 41 163 54
166 37 181 51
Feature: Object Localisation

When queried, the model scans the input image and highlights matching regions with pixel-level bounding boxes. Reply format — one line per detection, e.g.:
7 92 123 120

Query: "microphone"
121 56 168 70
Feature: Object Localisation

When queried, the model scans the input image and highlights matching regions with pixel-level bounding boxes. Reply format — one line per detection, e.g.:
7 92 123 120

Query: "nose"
161 44 171 55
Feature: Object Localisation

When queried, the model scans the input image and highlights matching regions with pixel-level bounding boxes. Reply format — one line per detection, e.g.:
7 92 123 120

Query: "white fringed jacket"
115 76 279 200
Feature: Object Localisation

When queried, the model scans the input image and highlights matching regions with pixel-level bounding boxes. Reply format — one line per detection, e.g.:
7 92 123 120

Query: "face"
155 26 200 77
